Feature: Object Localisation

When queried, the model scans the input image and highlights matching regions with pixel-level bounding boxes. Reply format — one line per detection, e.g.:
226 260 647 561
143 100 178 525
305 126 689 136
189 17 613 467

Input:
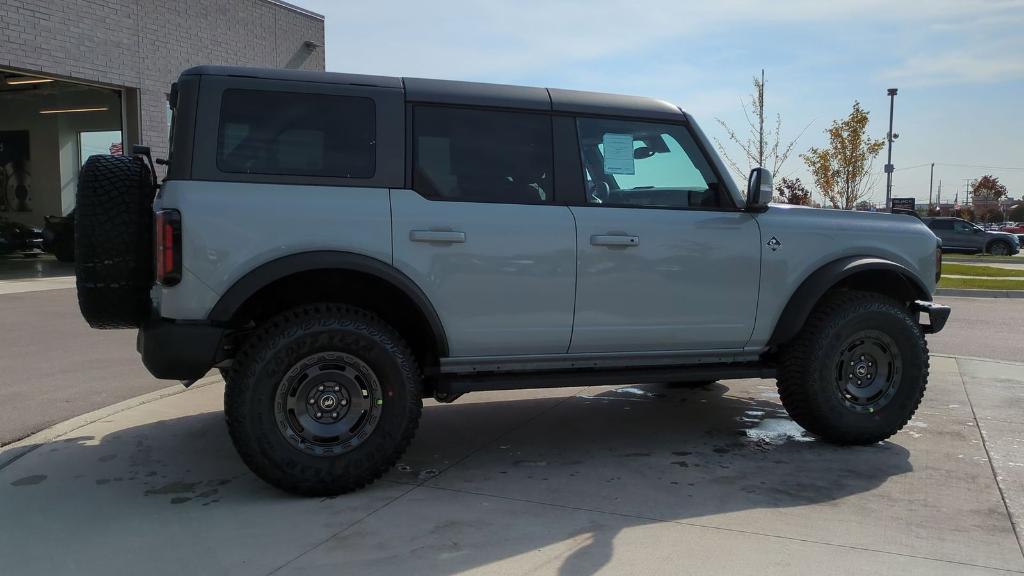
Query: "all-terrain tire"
225 303 422 496
75 154 154 329
777 290 928 445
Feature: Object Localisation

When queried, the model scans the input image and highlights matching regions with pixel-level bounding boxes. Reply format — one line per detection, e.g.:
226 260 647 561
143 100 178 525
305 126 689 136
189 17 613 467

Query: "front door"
951 219 983 251
568 116 761 353
392 105 576 357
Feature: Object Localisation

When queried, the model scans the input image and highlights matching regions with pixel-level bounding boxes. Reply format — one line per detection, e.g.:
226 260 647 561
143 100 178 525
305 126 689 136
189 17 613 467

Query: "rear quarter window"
216 89 375 178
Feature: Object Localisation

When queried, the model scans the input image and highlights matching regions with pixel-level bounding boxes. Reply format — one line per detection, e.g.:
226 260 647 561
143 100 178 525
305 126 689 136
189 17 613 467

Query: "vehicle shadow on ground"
374 381 914 574
2 381 913 575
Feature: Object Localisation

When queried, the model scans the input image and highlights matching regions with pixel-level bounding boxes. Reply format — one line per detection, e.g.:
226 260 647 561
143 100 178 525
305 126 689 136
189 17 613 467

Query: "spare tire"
75 155 155 329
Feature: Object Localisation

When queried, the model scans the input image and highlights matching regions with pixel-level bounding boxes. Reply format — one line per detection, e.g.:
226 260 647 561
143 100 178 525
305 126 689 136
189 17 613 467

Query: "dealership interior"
0 69 133 277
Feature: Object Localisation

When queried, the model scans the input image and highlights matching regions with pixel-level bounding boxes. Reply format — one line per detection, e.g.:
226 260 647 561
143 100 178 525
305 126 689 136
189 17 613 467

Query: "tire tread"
74 154 154 329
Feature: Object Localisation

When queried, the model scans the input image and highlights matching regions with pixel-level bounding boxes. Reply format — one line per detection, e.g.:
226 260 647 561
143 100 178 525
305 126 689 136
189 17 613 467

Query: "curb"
932 354 1024 368
935 288 1024 299
0 374 220 471
945 258 1024 265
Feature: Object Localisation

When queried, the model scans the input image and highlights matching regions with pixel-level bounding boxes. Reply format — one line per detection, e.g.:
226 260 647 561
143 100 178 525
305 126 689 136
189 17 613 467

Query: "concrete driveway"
2 355 1024 575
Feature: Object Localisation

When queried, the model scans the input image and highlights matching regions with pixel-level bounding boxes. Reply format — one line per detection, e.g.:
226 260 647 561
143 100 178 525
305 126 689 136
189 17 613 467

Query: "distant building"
0 0 324 226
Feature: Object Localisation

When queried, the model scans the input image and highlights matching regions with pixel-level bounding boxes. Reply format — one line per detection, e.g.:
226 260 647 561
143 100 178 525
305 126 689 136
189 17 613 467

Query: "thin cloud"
296 0 1024 79
884 45 1024 87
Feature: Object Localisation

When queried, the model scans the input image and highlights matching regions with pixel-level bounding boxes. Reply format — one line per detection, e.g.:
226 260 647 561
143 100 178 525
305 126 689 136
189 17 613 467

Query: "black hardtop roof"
181 65 687 121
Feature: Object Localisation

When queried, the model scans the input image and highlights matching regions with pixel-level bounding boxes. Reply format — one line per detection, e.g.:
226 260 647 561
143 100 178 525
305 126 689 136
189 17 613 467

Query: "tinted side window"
216 89 375 178
576 117 725 209
413 107 553 203
953 220 975 232
928 220 953 230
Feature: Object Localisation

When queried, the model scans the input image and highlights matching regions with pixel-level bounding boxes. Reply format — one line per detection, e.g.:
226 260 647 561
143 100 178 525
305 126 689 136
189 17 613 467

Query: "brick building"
0 0 324 226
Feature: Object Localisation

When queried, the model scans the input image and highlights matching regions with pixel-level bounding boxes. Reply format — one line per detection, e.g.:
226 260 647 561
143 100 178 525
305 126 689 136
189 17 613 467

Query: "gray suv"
74 66 950 496
924 217 1021 255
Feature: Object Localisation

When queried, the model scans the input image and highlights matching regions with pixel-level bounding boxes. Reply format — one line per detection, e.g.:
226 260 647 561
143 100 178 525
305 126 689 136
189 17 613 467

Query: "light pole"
928 162 934 211
884 88 898 209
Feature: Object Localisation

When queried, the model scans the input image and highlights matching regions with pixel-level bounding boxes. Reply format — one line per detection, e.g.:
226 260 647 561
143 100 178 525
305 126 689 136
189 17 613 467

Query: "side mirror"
746 167 773 212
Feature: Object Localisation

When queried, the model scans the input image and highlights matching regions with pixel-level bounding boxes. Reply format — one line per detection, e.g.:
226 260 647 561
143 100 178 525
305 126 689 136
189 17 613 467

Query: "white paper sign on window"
602 133 635 175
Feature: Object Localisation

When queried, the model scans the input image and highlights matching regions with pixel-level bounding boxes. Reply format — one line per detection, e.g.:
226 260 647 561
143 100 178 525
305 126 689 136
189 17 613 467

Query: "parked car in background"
923 217 1021 255
0 217 43 257
42 210 75 262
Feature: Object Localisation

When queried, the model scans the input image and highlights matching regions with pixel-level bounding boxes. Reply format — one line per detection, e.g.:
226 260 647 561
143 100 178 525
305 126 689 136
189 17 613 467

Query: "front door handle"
410 230 466 244
591 234 639 247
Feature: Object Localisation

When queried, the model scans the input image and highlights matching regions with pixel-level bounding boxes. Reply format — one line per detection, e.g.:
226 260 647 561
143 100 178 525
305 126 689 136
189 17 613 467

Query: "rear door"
391 105 576 357
567 116 761 353
926 219 955 248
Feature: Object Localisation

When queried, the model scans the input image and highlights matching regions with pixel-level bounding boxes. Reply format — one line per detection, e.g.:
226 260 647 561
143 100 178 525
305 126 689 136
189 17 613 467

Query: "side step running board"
436 363 775 397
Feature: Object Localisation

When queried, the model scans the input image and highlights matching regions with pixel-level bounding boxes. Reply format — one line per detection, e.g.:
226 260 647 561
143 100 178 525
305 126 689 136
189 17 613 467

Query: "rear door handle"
591 234 639 247
410 230 466 244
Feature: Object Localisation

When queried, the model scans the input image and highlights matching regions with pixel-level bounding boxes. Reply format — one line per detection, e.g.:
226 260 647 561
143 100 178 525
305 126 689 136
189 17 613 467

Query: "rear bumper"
137 319 225 381
912 300 951 334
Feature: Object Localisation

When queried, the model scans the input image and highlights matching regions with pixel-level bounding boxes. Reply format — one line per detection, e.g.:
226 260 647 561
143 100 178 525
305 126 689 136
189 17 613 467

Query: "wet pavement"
2 355 1023 574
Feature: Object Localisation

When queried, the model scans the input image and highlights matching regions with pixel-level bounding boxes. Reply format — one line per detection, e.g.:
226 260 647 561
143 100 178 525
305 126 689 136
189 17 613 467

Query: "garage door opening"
0 69 128 275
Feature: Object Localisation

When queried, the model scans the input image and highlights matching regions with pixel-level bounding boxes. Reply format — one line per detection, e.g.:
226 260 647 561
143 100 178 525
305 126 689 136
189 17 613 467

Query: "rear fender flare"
208 251 449 356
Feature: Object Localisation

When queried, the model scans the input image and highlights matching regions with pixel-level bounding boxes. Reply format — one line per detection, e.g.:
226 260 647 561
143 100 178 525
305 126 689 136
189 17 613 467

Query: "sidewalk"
0 275 74 295
3 356 1024 575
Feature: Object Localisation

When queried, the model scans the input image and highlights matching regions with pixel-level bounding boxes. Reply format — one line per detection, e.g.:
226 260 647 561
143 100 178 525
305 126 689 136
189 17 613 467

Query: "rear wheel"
225 303 422 496
777 291 928 445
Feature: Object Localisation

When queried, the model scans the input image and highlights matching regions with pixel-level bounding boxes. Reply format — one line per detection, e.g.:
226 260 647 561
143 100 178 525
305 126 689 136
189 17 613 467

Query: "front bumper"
137 318 225 382
912 300 951 334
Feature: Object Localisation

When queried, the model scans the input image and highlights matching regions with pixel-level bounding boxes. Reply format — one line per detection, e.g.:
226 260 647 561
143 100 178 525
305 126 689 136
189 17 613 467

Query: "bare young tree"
713 70 809 183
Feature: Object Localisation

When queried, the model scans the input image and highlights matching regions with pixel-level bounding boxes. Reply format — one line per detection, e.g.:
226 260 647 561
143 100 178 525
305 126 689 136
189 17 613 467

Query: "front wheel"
777 291 928 445
225 303 422 496
989 240 1011 256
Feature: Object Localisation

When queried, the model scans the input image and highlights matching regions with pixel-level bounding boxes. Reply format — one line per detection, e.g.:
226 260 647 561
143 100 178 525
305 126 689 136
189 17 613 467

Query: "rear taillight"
155 209 181 286
935 245 942 283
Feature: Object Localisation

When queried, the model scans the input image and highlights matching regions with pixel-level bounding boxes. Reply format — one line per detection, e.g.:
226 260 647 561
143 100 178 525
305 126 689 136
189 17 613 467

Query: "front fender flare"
767 256 930 347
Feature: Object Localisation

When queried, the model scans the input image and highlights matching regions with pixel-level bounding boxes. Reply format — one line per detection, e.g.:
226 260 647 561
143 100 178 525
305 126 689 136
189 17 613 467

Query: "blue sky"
297 0 1024 207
